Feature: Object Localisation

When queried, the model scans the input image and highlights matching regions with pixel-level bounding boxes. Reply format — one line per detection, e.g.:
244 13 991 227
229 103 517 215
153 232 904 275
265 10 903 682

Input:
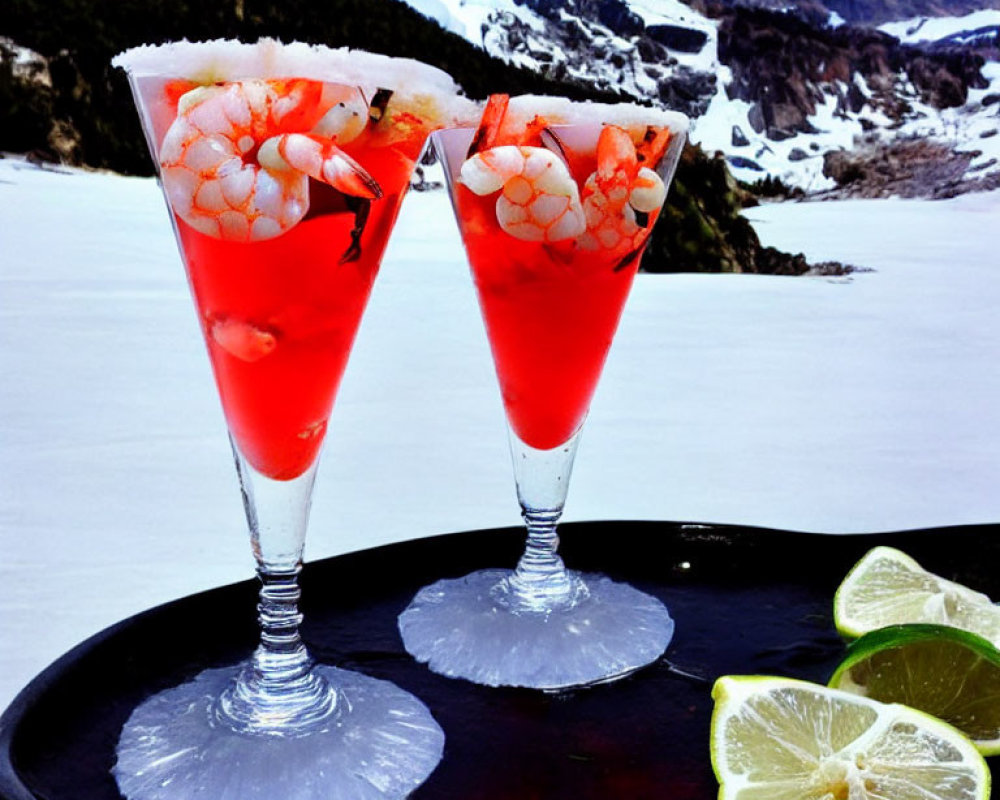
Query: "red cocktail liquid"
455 137 659 451
167 96 426 480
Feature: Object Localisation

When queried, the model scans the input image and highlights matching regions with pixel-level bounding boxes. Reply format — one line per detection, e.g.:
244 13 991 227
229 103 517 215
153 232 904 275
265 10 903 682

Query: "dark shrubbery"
740 173 807 201
0 40 56 157
643 145 808 274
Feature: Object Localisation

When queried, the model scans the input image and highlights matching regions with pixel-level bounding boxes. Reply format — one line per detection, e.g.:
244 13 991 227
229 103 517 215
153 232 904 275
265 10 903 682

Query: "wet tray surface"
2 521 998 799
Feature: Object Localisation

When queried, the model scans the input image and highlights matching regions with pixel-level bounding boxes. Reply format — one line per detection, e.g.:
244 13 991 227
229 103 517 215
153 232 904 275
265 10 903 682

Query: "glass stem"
216 442 336 735
505 428 585 611
509 507 573 603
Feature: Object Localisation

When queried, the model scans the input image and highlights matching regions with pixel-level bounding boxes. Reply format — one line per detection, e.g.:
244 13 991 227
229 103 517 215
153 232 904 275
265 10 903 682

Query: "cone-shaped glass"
111 40 471 799
399 95 687 689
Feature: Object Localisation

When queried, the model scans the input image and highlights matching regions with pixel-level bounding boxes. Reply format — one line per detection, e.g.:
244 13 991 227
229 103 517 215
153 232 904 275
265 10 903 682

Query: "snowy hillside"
402 0 1000 194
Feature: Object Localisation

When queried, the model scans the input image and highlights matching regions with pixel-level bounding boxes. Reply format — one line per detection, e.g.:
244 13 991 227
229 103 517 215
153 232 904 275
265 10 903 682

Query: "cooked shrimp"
461 145 586 242
579 124 669 253
159 79 381 242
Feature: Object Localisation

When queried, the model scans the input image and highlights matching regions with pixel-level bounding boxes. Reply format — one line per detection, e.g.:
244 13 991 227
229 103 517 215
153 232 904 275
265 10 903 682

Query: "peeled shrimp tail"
629 167 666 214
460 145 526 194
259 133 383 200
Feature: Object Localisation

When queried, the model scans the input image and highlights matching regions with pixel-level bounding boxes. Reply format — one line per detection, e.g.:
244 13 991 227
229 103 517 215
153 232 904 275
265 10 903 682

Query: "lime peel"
829 623 1000 756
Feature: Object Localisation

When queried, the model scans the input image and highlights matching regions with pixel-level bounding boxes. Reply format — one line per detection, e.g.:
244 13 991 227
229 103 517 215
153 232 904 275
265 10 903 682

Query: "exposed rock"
711 4 988 145
591 0 645 37
788 147 809 161
906 49 988 108
732 125 750 146
805 261 873 277
768 126 799 141
844 82 866 113
729 155 765 170
754 246 810 276
636 37 669 62
821 137 1000 197
656 66 717 118
647 24 710 53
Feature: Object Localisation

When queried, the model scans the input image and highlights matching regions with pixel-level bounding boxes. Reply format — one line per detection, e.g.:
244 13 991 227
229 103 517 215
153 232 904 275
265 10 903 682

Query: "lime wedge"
711 675 990 800
833 546 1000 642
829 623 1000 755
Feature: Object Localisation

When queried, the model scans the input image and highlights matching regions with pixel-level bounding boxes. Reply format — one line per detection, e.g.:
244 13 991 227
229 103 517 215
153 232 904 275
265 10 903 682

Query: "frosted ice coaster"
399 569 674 690
114 665 444 800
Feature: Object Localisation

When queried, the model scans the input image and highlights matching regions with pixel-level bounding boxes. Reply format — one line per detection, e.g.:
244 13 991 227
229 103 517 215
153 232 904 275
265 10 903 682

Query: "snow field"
1 156 999 711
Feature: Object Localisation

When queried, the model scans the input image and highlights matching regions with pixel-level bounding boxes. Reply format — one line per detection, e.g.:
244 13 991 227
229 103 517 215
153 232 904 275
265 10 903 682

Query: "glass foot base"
114 664 445 800
398 569 674 690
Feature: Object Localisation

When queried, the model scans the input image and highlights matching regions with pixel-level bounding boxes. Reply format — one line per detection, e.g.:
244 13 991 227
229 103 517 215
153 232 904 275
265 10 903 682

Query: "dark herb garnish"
613 246 643 273
637 126 658 163
369 89 393 125
339 196 371 264
420 140 438 166
539 127 568 163
636 124 673 170
543 242 576 265
465 127 488 159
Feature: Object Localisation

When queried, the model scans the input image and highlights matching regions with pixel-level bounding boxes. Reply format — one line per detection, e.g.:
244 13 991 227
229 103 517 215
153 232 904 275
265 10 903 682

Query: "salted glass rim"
112 38 463 100
459 94 690 136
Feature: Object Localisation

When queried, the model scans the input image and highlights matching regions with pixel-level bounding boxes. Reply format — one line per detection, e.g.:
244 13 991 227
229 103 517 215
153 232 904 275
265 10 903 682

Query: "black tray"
2 521 998 799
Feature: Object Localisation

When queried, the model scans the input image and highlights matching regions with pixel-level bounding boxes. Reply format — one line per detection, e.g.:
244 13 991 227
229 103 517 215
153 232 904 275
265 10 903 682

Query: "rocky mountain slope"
406 0 1000 197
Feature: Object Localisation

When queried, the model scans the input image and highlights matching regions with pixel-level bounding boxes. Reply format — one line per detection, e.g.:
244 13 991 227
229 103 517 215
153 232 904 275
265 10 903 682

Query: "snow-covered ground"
880 9 1000 44
2 156 999 711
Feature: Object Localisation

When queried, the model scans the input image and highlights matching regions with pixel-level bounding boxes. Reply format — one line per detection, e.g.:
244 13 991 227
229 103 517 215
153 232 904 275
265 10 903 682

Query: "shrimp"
460 93 585 243
579 124 669 253
158 79 381 243
460 146 586 243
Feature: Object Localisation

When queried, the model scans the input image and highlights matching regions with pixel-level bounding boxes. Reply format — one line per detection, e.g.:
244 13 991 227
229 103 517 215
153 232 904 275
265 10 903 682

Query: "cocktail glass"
399 95 688 689
112 40 471 799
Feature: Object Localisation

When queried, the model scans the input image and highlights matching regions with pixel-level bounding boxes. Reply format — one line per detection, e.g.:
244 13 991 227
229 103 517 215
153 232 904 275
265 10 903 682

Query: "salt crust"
112 38 465 106
503 94 689 136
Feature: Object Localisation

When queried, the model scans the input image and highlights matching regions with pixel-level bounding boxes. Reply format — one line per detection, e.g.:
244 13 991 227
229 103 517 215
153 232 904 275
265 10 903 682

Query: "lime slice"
833 546 1000 642
711 675 990 800
829 623 1000 755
